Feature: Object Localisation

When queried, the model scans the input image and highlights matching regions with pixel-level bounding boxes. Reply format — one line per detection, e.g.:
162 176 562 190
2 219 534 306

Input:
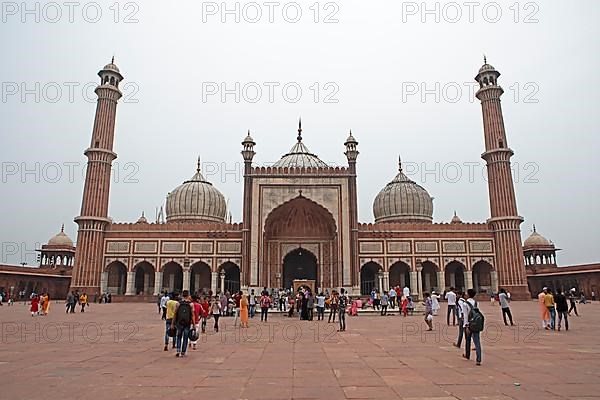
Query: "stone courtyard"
1 301 598 400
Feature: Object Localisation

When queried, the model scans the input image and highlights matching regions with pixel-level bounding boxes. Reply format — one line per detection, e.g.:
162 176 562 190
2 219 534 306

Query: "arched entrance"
445 261 466 292
283 248 318 291
162 262 183 293
360 262 382 295
264 195 337 289
472 261 493 294
421 261 439 293
134 262 155 295
220 262 240 294
389 262 411 290
106 261 127 295
190 262 211 295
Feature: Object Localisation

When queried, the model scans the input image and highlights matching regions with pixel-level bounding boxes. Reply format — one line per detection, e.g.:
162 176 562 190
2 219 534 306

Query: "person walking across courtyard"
445 288 457 326
568 289 579 316
260 291 271 322
423 292 433 331
380 291 389 316
454 291 466 348
210 296 221 332
164 292 179 351
544 288 556 330
463 289 483 366
538 288 550 329
338 288 348 332
498 288 514 326
555 289 569 331
316 292 326 320
80 293 87 312
172 290 194 358
328 290 338 323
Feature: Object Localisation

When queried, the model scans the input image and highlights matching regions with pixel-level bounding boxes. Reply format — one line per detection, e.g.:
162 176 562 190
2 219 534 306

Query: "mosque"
3 59 597 301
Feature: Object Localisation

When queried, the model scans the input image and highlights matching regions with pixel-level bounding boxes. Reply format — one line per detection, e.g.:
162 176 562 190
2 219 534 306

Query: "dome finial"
483 54 487 64
533 224 537 233
454 210 457 217
196 156 201 173
297 117 302 141
111 55 115 64
61 224 64 233
398 155 403 172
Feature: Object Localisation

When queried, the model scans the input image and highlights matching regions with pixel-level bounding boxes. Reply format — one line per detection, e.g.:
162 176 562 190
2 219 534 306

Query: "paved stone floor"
1 301 599 399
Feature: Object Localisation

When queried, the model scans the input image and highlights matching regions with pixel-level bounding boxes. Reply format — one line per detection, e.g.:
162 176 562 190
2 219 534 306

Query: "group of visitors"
448 288 486 366
65 291 88 313
29 292 50 316
374 288 417 317
0 290 15 306
538 287 581 331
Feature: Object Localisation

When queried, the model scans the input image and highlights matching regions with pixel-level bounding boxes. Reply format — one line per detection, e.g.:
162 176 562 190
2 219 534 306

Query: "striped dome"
165 161 227 223
272 121 329 168
373 159 433 223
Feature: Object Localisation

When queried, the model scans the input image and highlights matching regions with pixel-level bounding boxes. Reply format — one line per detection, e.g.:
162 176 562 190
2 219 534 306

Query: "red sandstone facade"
63 59 533 299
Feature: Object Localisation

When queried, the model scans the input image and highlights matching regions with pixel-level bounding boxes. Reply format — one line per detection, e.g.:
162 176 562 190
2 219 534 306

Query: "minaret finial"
111 55 115 64
196 156 201 173
454 210 457 217
483 54 487 64
398 155 403 172
297 117 302 141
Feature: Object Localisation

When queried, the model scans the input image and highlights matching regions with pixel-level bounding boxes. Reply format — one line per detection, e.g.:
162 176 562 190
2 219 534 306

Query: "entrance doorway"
283 248 317 291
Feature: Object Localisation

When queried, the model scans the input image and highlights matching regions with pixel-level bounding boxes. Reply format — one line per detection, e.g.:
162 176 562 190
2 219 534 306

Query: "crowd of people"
538 287 583 331
64 291 89 313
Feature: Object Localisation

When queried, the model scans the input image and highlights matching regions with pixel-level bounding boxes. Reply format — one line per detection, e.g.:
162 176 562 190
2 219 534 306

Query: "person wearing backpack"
172 290 195 358
463 289 483 365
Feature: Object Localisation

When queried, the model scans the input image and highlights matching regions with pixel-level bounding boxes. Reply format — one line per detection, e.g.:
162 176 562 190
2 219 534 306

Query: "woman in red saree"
30 295 40 317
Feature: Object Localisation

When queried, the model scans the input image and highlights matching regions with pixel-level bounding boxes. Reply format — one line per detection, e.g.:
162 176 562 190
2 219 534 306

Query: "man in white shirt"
388 288 397 309
160 292 170 320
445 287 457 326
403 286 410 298
454 291 467 348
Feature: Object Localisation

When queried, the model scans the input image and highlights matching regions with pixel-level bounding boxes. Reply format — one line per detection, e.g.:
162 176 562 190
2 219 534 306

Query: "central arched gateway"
263 195 338 290
283 248 318 290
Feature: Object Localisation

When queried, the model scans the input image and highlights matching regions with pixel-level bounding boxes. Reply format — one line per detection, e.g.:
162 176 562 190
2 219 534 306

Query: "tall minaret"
344 130 359 291
241 130 256 287
71 59 123 294
475 58 530 300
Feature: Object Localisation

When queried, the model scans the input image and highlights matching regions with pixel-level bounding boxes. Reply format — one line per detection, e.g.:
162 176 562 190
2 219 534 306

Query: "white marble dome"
166 161 227 223
272 123 329 168
373 159 433 223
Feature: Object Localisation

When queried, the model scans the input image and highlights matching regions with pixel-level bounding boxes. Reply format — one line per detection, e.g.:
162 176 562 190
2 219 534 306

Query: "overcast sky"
1 0 599 267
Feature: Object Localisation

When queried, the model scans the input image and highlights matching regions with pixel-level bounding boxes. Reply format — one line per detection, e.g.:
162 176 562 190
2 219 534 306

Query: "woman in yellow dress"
240 291 249 328
42 293 50 315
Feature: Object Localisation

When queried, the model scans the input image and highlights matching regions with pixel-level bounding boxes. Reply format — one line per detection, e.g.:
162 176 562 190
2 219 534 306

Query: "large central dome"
373 158 433 223
272 121 329 168
166 159 227 223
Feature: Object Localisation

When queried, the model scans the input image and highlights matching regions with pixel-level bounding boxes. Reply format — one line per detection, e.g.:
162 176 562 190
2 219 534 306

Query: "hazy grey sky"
1 0 599 266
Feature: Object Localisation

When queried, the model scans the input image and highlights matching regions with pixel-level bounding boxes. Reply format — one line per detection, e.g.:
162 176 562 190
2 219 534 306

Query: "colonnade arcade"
102 260 241 296
359 259 498 298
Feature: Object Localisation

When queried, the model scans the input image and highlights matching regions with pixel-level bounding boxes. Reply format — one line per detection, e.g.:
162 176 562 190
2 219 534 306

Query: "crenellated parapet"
359 221 491 232
250 165 350 176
